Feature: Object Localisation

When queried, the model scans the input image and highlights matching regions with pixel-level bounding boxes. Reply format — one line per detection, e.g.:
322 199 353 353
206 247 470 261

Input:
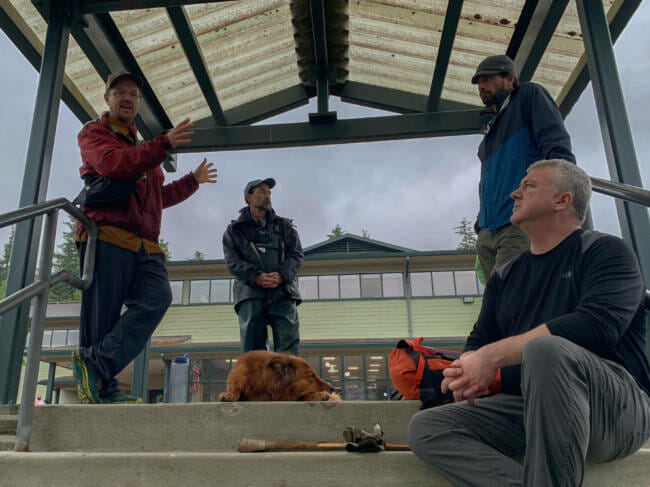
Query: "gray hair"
528 159 591 224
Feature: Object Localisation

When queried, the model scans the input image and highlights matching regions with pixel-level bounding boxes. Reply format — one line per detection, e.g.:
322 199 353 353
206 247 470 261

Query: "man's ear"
554 192 573 212
104 93 110 105
245 193 251 205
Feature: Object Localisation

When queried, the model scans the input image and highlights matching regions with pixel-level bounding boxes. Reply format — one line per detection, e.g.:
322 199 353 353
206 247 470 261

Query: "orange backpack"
388 338 501 409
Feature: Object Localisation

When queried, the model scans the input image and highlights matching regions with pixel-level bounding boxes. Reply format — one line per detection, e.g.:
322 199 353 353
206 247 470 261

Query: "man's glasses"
108 89 142 100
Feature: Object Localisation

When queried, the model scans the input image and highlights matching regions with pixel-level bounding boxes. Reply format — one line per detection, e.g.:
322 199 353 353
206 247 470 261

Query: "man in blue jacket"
473 55 576 279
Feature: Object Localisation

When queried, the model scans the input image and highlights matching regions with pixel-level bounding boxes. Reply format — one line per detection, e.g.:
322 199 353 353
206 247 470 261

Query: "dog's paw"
218 392 236 402
327 391 342 402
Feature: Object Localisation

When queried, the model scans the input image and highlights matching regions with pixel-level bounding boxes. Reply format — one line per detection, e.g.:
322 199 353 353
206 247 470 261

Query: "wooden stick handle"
237 438 410 453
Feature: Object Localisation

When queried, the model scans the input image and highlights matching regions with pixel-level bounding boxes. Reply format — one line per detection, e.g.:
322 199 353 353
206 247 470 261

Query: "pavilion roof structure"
0 0 641 158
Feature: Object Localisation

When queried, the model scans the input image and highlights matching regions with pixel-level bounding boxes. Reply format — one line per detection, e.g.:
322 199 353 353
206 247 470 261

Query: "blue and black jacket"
477 82 575 231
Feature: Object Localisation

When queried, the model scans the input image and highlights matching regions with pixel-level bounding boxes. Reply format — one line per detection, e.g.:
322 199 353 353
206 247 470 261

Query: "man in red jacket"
72 71 217 404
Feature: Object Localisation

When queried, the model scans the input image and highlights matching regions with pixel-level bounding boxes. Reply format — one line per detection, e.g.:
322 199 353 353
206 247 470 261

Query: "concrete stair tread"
1 450 648 487
0 435 15 451
0 415 17 435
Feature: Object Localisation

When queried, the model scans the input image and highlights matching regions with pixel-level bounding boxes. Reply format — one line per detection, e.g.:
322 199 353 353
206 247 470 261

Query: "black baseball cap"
471 55 516 84
244 178 276 202
105 70 144 92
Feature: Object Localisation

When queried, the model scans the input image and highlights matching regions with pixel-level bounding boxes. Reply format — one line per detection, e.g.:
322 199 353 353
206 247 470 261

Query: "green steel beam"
513 0 570 83
427 0 463 112
0 8 70 405
505 0 538 60
337 81 478 114
175 108 484 153
166 6 226 126
192 85 310 128
308 0 336 121
559 0 642 118
576 0 650 284
0 5 92 124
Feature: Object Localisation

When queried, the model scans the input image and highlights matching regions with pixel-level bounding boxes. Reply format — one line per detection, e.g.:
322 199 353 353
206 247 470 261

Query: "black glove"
343 424 386 453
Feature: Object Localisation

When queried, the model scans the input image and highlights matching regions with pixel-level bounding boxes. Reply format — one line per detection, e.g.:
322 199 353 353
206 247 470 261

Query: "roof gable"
304 233 413 256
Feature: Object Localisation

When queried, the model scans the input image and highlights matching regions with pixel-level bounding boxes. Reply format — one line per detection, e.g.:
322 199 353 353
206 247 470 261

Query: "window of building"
410 272 433 297
210 279 230 303
170 281 184 305
318 275 339 299
189 358 233 403
432 271 455 296
51 329 68 347
360 274 382 298
382 273 404 297
189 280 210 304
298 276 318 300
455 270 478 295
42 330 52 348
339 274 361 299
67 329 79 346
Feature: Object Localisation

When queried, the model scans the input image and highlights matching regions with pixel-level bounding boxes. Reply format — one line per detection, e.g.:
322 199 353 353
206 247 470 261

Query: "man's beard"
255 201 272 211
480 93 496 106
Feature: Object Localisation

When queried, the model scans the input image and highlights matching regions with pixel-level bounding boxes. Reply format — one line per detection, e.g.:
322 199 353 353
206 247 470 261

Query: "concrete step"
1 449 648 487
29 401 422 452
0 405 18 415
0 435 15 451
0 415 17 435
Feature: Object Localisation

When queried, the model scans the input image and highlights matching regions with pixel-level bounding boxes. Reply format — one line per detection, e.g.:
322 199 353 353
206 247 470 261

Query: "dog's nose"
329 385 335 393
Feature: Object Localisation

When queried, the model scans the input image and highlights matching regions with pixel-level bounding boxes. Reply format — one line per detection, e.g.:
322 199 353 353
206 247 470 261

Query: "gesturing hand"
166 118 194 148
193 158 217 184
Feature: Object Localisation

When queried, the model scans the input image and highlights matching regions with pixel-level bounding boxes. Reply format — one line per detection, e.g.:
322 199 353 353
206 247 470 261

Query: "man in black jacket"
408 159 650 486
473 55 576 279
223 178 303 355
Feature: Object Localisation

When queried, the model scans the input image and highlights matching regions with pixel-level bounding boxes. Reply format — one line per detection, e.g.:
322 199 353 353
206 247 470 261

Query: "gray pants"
476 224 530 279
408 336 650 486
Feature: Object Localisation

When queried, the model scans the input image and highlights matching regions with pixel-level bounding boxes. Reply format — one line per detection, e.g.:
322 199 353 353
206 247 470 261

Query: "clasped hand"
254 272 283 289
441 350 497 406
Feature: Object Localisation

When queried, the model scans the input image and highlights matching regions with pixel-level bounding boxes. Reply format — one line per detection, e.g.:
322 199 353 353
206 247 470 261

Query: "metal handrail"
591 176 650 207
0 197 97 451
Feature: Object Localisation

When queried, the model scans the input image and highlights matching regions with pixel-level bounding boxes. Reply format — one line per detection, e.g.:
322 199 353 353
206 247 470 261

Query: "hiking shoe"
101 391 143 404
72 350 102 404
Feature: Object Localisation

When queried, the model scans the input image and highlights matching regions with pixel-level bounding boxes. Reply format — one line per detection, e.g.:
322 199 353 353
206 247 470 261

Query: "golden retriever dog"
219 351 341 402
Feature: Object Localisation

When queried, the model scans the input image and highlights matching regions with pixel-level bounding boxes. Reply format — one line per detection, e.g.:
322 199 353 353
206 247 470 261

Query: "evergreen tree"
454 217 477 250
327 224 345 239
48 217 81 302
159 238 172 261
189 250 205 261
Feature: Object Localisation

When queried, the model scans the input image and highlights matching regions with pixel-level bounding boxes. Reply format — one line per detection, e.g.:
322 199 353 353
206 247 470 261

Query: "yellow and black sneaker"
71 350 102 404
100 391 143 404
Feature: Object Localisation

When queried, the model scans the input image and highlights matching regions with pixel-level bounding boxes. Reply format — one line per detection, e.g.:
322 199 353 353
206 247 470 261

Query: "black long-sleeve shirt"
464 229 650 396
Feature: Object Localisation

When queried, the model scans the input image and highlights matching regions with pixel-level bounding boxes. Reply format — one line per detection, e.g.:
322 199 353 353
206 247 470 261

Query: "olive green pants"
236 293 300 355
476 224 530 279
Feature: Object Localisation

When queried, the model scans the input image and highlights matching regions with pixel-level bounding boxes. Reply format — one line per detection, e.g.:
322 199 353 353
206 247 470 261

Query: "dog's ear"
267 355 295 391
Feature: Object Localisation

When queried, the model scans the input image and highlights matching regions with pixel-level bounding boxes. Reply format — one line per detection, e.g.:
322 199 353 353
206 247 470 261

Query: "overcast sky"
1 5 649 261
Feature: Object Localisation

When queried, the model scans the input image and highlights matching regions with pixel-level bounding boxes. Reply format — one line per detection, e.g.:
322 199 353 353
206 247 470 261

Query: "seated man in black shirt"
408 159 650 486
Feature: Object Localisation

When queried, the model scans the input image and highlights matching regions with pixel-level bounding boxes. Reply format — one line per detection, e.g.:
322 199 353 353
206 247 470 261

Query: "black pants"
236 292 300 355
79 241 172 396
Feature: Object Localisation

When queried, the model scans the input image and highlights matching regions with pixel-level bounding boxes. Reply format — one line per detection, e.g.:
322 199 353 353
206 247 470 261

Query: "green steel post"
131 339 151 402
576 0 650 357
162 357 171 403
405 256 413 339
0 9 71 405
45 362 56 404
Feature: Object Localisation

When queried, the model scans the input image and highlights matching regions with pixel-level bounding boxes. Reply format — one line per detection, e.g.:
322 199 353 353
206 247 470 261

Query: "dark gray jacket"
222 208 303 307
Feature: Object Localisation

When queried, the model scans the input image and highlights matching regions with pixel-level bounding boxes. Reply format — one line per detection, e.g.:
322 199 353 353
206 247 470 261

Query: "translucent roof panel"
110 8 211 124
347 0 446 97
8 0 104 119
185 0 303 112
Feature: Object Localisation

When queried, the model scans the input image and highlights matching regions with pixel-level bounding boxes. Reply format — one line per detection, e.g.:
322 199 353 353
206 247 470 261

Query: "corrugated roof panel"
185 0 303 112
347 0 446 96
8 0 104 118
440 0 523 107
110 8 211 124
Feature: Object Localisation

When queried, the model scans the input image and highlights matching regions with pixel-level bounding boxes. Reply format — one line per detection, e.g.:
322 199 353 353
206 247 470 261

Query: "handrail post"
14 210 58 451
